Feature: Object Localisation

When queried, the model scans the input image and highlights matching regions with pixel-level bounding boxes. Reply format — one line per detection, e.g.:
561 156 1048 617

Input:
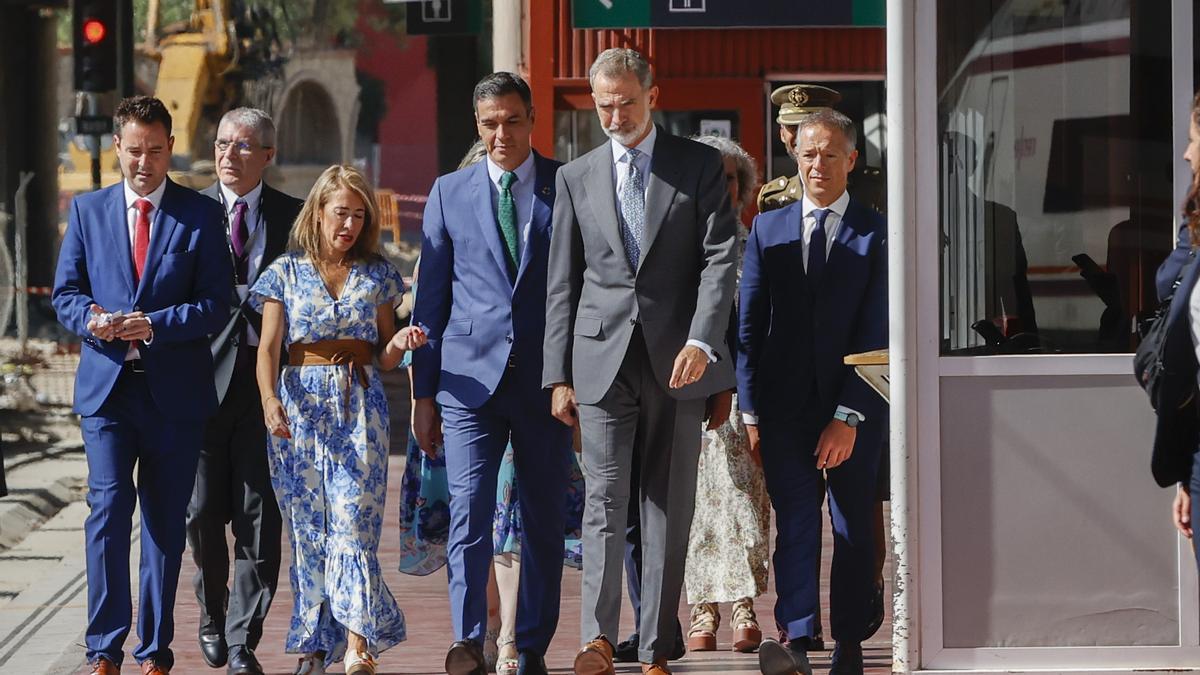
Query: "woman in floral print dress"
254 165 426 675
684 136 771 654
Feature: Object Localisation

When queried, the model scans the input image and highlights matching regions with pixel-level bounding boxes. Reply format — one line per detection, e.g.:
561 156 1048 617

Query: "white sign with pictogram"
669 0 707 12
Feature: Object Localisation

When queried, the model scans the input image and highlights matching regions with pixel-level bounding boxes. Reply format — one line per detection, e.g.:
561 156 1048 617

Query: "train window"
938 0 1174 356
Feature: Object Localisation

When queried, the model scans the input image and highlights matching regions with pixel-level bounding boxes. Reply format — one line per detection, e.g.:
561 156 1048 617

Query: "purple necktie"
230 199 248 259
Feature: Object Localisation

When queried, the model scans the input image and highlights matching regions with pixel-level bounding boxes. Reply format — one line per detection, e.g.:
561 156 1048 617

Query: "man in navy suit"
52 96 232 675
738 109 887 675
412 72 571 675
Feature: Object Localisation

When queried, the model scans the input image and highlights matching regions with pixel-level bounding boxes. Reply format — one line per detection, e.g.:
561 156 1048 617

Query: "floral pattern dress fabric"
685 223 771 604
251 252 407 663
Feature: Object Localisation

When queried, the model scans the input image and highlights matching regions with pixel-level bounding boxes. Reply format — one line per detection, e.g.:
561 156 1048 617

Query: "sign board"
406 0 483 35
572 0 884 29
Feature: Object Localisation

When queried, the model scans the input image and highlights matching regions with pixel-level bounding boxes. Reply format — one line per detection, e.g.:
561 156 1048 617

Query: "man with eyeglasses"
188 107 302 675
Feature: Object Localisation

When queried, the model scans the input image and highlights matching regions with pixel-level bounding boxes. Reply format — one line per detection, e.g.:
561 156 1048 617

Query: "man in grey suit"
543 48 738 675
188 108 302 675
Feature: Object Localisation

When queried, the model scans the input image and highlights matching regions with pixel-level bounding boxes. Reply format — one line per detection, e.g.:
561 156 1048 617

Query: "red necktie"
133 198 152 282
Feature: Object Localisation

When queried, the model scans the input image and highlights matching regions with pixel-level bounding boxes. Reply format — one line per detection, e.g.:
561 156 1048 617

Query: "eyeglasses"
214 139 272 155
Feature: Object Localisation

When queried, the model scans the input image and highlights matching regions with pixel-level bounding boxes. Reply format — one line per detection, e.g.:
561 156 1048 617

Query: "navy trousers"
758 405 882 644
440 369 573 655
80 367 204 667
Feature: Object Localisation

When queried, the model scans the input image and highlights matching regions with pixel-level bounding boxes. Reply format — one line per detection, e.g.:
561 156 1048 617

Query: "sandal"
293 653 326 675
687 602 720 651
344 649 378 675
496 655 519 675
731 598 762 653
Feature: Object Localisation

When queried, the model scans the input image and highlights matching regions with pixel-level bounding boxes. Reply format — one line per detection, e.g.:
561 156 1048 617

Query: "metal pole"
886 0 918 672
13 172 33 352
493 0 522 74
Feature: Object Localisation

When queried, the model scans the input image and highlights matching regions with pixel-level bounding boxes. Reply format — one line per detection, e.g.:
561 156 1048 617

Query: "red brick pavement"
84 452 893 674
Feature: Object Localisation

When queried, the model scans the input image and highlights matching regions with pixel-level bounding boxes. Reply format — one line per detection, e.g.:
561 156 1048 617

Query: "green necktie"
497 171 519 278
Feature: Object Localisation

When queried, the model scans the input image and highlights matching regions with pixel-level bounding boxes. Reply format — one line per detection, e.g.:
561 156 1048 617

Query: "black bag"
1135 260 1195 412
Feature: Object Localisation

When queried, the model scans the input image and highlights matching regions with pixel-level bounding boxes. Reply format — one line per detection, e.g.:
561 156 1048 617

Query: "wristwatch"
834 410 861 428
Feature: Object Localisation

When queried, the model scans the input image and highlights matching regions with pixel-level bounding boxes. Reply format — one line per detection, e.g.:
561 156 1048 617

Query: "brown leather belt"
288 340 375 410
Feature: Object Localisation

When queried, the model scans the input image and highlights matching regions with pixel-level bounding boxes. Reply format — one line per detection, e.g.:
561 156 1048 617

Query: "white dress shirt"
485 152 536 261
121 179 167 359
742 189 865 426
609 125 719 363
219 180 267 286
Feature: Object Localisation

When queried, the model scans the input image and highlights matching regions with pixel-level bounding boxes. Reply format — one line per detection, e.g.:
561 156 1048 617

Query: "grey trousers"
577 333 704 663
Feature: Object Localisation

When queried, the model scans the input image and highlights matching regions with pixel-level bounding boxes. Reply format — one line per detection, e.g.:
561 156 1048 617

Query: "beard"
602 116 650 146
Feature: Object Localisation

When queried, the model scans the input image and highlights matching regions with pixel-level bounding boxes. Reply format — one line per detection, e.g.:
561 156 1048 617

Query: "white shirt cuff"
836 405 865 423
742 411 758 425
141 316 154 346
686 339 719 363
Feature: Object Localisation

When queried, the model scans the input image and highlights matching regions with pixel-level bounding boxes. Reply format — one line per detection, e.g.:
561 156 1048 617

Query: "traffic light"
72 0 117 92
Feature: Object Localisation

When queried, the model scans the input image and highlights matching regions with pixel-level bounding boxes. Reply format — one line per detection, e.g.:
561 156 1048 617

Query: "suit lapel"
106 186 136 296
470 161 513 286
515 154 552 289
584 146 628 269
823 203 858 291
260 185 291 273
640 131 680 266
135 180 182 302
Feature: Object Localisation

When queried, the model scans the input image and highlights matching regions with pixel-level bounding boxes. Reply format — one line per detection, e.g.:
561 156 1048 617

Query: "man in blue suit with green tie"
52 96 231 675
738 109 888 675
411 72 571 675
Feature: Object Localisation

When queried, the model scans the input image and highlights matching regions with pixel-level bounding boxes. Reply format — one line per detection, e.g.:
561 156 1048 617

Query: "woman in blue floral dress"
253 165 426 675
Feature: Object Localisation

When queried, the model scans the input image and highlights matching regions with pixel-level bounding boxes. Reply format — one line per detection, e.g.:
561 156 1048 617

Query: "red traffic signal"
82 18 107 45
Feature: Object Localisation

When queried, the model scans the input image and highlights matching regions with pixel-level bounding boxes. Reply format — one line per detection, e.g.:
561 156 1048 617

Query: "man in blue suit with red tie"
411 72 570 675
52 96 231 675
738 109 887 675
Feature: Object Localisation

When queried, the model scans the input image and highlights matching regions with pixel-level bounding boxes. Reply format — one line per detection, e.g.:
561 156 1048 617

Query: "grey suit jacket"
200 182 302 403
543 128 738 405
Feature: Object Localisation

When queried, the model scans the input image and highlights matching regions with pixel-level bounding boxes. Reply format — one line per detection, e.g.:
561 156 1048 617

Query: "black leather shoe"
516 650 548 675
829 642 864 675
614 633 639 662
199 625 228 668
226 646 264 675
445 640 487 675
758 638 812 675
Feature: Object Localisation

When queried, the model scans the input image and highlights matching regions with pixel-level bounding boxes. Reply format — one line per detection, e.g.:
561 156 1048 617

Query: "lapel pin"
541 186 551 196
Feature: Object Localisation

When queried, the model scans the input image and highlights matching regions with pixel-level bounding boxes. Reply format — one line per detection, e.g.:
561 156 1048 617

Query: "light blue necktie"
619 148 645 270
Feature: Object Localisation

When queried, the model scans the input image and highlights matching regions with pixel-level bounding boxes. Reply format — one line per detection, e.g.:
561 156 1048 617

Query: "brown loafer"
643 664 672 675
140 658 170 674
574 635 616 675
87 657 119 675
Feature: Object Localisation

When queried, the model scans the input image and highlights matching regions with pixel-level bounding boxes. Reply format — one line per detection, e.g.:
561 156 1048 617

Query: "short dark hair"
472 72 532 114
114 95 172 137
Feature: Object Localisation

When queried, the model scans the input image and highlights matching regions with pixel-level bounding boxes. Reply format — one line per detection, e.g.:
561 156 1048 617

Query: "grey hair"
589 48 653 90
218 107 276 147
457 139 487 170
795 109 858 154
691 135 759 211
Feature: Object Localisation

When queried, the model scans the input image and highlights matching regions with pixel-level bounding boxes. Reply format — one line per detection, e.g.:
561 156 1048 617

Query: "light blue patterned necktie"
619 148 645 270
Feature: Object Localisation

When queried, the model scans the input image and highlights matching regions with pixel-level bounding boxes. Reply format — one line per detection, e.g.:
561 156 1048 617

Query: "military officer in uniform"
757 84 841 213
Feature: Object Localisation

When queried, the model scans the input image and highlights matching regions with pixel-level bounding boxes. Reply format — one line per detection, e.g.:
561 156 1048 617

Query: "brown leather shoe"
574 635 615 675
643 664 672 675
140 658 170 674
87 657 119 675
